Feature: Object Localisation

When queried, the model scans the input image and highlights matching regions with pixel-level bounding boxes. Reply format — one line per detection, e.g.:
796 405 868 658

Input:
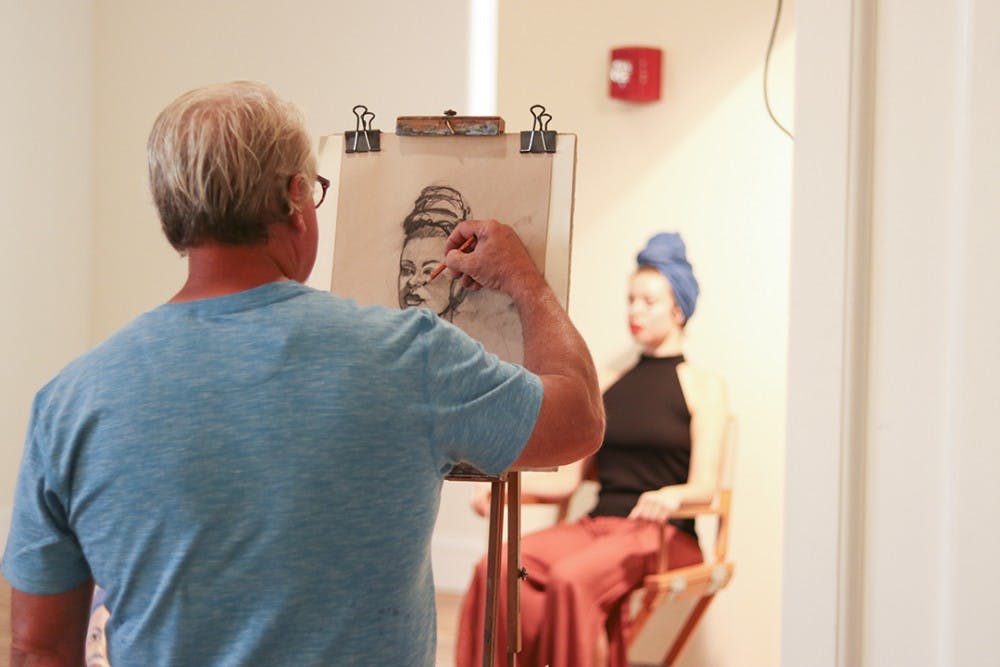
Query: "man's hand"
442 218 604 470
628 488 682 523
442 219 544 297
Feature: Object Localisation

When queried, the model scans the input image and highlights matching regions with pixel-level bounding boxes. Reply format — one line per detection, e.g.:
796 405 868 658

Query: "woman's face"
398 235 455 316
627 269 685 348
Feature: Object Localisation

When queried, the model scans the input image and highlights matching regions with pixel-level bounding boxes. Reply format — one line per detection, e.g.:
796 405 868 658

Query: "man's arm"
11 579 93 667
444 219 605 468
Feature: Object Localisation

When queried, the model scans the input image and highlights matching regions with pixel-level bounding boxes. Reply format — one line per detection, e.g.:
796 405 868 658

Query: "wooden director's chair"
521 416 738 666
447 417 736 666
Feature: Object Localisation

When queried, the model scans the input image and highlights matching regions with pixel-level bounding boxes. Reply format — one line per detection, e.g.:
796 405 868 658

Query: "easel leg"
506 472 522 667
482 479 506 667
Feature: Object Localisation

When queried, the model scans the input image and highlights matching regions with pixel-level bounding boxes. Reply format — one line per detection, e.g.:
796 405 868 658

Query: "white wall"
947 2 1000 661
863 1 960 662
781 0 861 662
784 0 1000 665
490 2 795 666
0 1 94 553
864 1 999 664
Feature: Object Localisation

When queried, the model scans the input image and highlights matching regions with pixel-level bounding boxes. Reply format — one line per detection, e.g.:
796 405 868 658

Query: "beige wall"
91 0 471 341
0 1 94 550
494 1 794 665
863 0 999 663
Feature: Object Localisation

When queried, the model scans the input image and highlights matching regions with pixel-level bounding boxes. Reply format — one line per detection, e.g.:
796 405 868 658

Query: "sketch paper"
328 134 554 364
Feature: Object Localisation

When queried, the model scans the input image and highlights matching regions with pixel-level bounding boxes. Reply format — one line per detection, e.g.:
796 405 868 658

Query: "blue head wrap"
636 232 699 322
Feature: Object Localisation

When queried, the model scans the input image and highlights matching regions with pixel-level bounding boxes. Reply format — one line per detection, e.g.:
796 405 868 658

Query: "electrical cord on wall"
764 0 794 140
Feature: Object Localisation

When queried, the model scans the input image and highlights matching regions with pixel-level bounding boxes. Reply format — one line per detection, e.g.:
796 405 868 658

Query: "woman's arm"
629 364 729 522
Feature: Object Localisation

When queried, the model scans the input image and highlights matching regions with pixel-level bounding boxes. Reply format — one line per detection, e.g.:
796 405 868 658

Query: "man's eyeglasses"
314 175 330 209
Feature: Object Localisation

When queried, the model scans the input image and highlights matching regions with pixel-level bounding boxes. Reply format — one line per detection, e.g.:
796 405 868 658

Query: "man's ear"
287 175 309 232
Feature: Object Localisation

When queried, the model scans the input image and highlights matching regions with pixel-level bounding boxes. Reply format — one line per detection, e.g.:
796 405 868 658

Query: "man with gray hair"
3 81 603 666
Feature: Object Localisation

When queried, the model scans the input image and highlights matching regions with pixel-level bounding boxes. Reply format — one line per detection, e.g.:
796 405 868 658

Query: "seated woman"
455 232 728 667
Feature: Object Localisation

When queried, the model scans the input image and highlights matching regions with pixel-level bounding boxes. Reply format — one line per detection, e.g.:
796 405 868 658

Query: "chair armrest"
668 503 723 520
656 489 732 569
643 562 735 602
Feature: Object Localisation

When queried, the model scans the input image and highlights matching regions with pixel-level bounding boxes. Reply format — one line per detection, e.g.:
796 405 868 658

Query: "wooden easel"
446 464 525 667
321 106 576 665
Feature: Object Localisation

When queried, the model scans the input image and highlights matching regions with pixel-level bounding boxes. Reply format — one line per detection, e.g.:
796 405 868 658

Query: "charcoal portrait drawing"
328 134 556 364
393 184 529 361
397 186 469 321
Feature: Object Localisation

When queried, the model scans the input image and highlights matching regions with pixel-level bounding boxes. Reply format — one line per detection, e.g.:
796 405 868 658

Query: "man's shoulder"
306 294 453 342
291 286 436 326
34 313 153 405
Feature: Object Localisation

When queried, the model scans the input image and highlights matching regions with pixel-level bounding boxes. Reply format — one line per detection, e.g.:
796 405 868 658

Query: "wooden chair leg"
662 594 715 665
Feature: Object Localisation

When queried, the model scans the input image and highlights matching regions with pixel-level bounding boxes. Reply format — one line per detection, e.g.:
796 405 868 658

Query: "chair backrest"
630 415 738 660
710 415 737 563
718 416 737 493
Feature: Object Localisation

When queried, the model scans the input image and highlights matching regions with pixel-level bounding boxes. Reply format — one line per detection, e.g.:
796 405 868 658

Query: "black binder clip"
345 104 381 153
520 104 556 154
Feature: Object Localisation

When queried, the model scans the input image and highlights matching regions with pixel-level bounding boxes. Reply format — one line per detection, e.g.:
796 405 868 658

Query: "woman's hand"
471 482 492 517
628 488 681 523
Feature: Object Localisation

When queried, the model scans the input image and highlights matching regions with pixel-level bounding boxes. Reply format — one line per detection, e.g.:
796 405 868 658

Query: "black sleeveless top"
590 354 696 540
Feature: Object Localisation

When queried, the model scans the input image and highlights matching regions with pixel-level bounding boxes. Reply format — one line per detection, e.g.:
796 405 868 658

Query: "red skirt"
455 515 703 667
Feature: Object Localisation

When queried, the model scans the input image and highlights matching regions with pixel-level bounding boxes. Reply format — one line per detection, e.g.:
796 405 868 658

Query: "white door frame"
782 1 875 665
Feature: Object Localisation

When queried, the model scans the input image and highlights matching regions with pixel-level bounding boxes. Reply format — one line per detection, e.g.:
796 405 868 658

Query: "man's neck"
169 243 292 304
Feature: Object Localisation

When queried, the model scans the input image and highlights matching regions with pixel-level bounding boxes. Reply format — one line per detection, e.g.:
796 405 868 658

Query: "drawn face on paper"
398 232 457 317
397 185 471 320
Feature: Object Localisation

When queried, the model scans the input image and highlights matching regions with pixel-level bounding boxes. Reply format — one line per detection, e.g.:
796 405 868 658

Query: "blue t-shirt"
2 281 542 666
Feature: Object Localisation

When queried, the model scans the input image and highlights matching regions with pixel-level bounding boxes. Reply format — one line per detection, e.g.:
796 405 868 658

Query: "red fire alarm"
609 46 662 102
